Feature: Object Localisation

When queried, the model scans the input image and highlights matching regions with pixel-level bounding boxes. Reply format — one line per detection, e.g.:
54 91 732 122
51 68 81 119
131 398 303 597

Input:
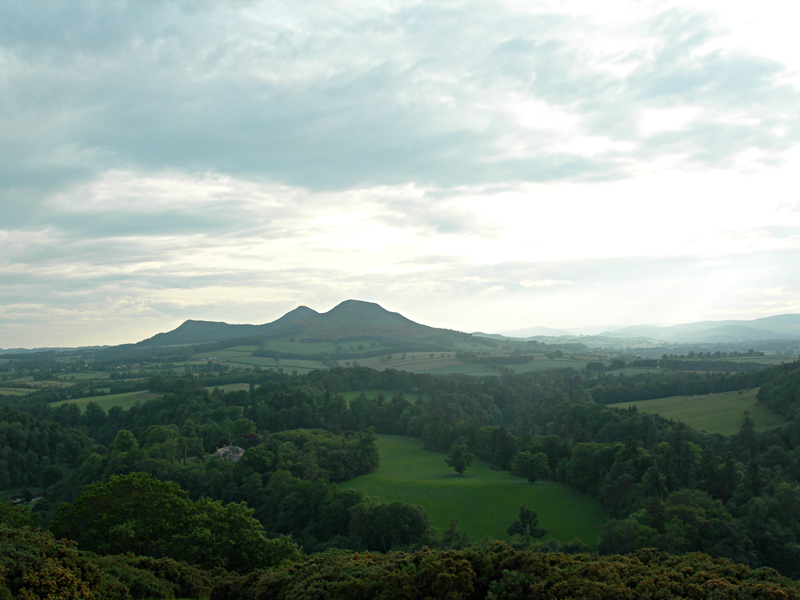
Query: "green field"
0 387 33 395
728 356 791 365
422 364 497 376
341 435 607 545
508 359 589 373
611 388 786 435
50 390 159 412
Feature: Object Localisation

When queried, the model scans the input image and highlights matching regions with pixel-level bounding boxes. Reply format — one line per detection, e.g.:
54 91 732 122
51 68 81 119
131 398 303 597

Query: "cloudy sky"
2 0 800 348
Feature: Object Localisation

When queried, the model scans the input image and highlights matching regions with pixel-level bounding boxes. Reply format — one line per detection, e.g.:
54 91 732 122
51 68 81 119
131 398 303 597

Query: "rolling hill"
130 300 476 350
601 314 800 343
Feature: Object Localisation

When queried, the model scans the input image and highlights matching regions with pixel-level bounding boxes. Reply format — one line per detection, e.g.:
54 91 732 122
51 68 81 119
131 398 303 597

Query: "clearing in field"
341 434 607 545
611 388 785 435
50 390 159 412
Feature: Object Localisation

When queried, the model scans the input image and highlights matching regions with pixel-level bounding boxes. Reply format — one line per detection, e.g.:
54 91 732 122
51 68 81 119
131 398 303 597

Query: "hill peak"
327 299 391 315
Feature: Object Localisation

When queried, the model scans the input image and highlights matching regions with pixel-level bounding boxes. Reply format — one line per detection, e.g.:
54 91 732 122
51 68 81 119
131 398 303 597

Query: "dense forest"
3 359 800 598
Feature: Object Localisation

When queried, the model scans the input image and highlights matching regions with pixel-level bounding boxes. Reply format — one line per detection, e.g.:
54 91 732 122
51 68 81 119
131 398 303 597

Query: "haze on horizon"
2 0 800 348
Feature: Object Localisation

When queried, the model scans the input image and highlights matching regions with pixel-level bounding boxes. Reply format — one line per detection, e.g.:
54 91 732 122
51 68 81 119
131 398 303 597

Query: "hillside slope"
132 300 470 349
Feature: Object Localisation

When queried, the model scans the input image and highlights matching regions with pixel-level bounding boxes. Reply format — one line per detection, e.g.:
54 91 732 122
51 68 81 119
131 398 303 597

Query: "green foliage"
612 388 785 435
349 501 431 552
341 435 607 545
0 524 102 599
0 408 94 489
758 361 800 416
50 472 301 572
50 473 192 558
507 505 547 544
0 500 42 529
445 443 475 475
90 554 213 600
216 543 800 600
440 519 470 549
510 451 549 484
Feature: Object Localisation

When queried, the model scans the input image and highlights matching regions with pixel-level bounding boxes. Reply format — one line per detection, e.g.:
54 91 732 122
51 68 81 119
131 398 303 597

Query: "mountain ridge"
133 299 468 348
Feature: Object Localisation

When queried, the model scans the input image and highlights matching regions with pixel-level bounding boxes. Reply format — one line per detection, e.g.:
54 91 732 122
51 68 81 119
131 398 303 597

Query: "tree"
507 505 547 540
441 519 470 549
0 500 42 529
445 443 475 475
640 466 668 497
510 451 549 484
49 472 300 571
739 412 756 452
50 472 194 558
349 502 430 552
111 429 138 454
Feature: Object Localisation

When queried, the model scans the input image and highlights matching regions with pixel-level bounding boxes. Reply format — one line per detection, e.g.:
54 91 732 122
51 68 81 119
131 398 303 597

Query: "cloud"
2 1 800 346
1 0 798 208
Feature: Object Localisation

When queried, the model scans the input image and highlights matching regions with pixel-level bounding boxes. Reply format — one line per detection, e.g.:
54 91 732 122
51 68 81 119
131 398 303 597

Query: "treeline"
586 367 788 405
0 408 95 489
758 365 800 416
657 358 769 372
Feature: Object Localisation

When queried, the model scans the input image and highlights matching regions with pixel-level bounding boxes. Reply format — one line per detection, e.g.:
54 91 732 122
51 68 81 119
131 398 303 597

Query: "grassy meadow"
611 388 786 435
50 390 159 412
0 387 34 396
341 435 607 545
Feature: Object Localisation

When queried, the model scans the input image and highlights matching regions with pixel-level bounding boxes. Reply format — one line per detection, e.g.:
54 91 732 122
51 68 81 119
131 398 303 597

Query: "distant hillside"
136 306 318 347
602 314 800 343
131 300 473 350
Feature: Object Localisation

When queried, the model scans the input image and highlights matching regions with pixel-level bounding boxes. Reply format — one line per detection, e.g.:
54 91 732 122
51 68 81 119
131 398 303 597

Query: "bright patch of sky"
1 0 799 347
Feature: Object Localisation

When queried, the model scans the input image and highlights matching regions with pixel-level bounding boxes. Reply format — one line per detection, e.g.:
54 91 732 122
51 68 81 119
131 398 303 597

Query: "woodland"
2 348 800 598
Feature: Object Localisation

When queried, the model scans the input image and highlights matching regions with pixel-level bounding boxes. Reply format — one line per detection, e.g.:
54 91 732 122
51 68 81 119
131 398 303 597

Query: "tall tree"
445 443 475 476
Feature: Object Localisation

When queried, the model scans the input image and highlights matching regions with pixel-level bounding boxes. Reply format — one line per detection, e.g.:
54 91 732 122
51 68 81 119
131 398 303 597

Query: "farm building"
212 445 245 462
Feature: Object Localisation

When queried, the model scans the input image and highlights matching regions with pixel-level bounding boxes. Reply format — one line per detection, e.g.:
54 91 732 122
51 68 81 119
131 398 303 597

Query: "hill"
492 314 800 346
129 300 476 351
602 314 800 343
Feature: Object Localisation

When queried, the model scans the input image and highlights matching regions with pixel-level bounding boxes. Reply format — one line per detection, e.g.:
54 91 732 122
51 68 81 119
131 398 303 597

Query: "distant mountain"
137 305 319 347
133 300 472 349
498 324 626 337
601 314 800 343
497 326 574 337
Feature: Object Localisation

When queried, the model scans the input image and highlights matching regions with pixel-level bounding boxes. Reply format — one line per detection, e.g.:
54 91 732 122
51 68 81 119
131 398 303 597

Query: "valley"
3 301 800 598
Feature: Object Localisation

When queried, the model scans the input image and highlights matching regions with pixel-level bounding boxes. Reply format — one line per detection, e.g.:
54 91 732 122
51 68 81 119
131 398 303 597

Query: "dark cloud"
1 0 796 210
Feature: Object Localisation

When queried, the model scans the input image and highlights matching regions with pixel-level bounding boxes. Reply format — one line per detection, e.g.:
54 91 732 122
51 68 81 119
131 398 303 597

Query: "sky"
2 0 800 348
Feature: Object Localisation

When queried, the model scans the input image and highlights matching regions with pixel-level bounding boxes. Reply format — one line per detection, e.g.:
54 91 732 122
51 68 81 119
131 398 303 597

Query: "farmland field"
211 355 329 374
341 435 607 545
610 388 785 435
422 363 497 376
50 390 159 412
0 387 33 395
508 359 589 373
